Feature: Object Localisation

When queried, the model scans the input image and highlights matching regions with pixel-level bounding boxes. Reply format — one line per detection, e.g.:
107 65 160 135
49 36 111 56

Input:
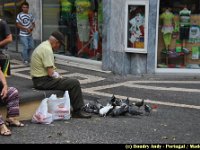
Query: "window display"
157 0 200 69
42 0 103 61
160 7 175 65
59 0 77 56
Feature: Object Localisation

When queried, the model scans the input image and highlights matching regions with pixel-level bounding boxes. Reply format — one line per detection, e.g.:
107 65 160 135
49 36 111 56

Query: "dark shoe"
72 110 92 119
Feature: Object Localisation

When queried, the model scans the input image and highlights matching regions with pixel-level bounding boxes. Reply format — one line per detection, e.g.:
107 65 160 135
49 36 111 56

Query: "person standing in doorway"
16 1 35 65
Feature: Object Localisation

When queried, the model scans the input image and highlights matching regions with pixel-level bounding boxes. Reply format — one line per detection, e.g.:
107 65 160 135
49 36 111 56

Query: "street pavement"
0 58 200 144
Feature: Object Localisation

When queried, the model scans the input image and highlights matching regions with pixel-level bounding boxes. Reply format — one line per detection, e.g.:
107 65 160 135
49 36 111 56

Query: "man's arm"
0 34 12 47
16 22 35 33
47 67 61 78
16 22 28 32
47 66 55 77
29 22 35 33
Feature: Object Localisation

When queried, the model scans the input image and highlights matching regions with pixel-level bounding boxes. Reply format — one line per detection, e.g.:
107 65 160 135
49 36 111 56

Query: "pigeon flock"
82 95 152 117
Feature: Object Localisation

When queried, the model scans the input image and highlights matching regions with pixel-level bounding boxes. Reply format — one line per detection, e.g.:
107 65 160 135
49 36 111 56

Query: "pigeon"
111 105 129 117
134 99 144 109
94 99 104 110
109 94 116 104
82 103 99 114
99 103 113 117
113 99 121 107
144 104 152 115
128 105 143 116
120 97 130 106
109 95 117 106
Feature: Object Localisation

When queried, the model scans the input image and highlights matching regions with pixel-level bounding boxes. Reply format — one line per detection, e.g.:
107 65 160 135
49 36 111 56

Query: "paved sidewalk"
0 55 200 144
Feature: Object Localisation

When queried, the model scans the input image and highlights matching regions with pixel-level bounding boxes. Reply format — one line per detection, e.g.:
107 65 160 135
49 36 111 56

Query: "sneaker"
24 61 29 66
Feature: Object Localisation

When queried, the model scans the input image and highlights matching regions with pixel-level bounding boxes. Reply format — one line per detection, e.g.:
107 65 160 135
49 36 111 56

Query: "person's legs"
20 36 29 62
0 115 4 125
0 98 11 136
5 87 20 118
4 87 24 127
27 36 35 62
33 77 84 111
32 77 91 118
56 78 84 111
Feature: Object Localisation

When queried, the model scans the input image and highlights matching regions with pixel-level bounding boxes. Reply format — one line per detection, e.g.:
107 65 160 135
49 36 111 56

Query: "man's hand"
52 71 62 78
27 28 33 33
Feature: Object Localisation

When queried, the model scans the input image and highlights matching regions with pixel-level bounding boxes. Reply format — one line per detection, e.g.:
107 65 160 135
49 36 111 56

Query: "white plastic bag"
32 98 53 124
48 91 71 120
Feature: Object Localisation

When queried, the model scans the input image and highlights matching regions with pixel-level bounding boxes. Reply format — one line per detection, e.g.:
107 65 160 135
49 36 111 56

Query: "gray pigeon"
94 99 104 110
111 105 129 117
144 104 151 116
134 99 144 109
82 103 99 114
128 105 143 116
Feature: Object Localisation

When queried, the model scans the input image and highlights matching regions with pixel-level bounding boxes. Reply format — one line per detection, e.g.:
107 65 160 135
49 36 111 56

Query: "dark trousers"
180 26 190 41
32 76 84 111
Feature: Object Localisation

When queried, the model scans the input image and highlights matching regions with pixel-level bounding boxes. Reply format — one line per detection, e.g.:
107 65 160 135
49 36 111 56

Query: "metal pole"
15 0 18 52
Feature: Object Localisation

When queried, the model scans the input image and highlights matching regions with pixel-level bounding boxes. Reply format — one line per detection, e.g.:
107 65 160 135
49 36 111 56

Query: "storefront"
1 0 103 61
102 0 200 75
1 0 200 75
42 0 103 61
156 0 200 73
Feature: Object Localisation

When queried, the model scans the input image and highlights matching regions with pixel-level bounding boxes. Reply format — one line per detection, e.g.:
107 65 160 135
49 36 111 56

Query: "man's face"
22 5 29 13
52 41 61 51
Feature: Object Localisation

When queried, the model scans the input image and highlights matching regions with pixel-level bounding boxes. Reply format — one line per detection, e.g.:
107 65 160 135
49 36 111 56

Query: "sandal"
6 119 24 127
0 124 11 136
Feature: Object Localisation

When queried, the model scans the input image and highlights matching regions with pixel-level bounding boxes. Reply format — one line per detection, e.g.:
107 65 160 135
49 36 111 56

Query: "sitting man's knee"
71 79 80 86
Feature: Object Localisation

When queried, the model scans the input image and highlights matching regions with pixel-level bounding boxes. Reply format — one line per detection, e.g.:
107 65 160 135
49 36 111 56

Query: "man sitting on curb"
30 31 91 119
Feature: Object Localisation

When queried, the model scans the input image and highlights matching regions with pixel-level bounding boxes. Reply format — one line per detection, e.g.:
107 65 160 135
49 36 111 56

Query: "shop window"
3 0 24 33
157 0 200 69
42 0 103 61
125 0 149 53
1 0 25 52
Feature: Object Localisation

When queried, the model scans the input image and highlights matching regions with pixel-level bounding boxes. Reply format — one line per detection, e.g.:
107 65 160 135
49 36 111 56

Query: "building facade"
1 0 200 75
